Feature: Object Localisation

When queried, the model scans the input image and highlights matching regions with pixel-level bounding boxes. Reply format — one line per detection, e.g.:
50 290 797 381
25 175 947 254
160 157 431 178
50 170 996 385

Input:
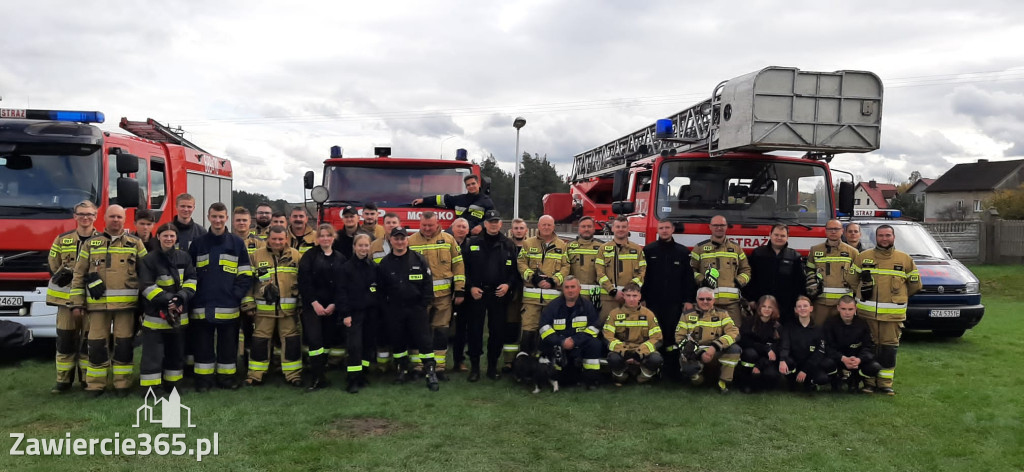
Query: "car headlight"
965 282 979 294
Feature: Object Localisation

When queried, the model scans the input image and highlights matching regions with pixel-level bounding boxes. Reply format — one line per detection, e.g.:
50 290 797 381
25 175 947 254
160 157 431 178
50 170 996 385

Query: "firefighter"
844 222 864 251
845 224 921 395
502 218 529 372
824 295 882 393
642 218 697 379
333 206 367 259
47 200 98 394
288 206 317 256
603 283 663 385
378 227 439 391
412 174 494 235
778 296 837 393
566 216 604 314
463 211 518 381
407 211 465 379
70 205 147 397
806 219 859 326
270 211 288 229
449 217 473 373
359 202 386 240
690 215 751 327
676 287 741 393
251 203 274 240
369 212 402 371
734 295 782 393
247 225 303 387
516 215 569 380
138 223 196 394
232 206 263 368
744 224 807 325
338 233 381 393
188 203 253 391
134 209 160 253
538 276 602 391
298 224 347 391
171 193 206 252
595 216 646 319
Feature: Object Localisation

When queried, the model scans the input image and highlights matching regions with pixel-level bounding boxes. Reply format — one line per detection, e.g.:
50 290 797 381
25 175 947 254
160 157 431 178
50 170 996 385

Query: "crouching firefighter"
602 283 663 385
824 295 882 393
537 276 602 392
676 287 742 393
139 223 197 394
247 226 303 387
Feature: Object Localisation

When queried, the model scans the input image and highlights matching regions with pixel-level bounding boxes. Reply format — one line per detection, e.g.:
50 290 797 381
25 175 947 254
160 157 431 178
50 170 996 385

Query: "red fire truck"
543 66 883 254
305 146 483 230
0 109 232 337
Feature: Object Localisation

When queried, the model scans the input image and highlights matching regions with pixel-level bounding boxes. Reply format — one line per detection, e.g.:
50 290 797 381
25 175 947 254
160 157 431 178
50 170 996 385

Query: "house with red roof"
854 180 898 210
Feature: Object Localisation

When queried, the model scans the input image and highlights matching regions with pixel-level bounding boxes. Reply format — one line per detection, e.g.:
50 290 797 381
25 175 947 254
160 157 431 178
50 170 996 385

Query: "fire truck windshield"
0 147 102 217
324 165 471 207
655 158 832 225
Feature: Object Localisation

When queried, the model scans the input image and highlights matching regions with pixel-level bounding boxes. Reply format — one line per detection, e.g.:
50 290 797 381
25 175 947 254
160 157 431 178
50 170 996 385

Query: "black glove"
85 272 106 300
678 338 700 361
859 269 872 283
859 269 874 301
806 271 823 298
703 268 719 290
624 350 642 363
264 284 280 305
51 267 74 287
530 272 544 287
543 276 556 287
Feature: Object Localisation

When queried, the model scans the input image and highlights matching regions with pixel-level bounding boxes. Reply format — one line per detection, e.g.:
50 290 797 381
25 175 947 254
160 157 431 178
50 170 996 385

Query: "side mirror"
611 201 635 215
481 176 492 195
116 177 140 208
837 181 854 215
611 169 629 202
115 153 140 174
303 171 315 190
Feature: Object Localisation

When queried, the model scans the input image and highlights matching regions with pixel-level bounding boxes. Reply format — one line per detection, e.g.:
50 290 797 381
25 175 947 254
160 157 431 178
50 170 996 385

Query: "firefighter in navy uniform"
845 224 921 395
806 219 859 326
378 227 440 392
642 218 696 379
824 296 882 393
338 233 381 393
603 283 663 385
369 212 402 371
70 205 147 397
247 226 303 387
538 276 602 391
690 215 751 327
412 174 494 235
676 287 742 393
779 296 837 393
595 216 646 320
188 203 253 391
47 200 98 394
516 215 569 380
463 211 519 381
139 223 197 394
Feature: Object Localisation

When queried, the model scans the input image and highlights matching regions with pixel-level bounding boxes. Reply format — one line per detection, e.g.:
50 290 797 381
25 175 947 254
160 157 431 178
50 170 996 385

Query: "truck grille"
918 284 967 294
0 251 49 273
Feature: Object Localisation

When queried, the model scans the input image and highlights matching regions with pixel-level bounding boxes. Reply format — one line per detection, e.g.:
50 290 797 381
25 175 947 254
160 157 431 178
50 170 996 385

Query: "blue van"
850 219 984 337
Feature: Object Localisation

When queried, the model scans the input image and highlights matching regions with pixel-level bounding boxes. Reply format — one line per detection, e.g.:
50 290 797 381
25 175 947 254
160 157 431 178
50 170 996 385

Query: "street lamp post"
513 117 526 219
439 135 456 158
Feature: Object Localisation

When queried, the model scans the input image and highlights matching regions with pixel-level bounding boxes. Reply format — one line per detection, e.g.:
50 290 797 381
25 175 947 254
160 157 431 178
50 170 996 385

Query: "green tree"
478 154 514 217
889 192 924 221
232 189 291 214
986 184 1024 220
518 152 569 219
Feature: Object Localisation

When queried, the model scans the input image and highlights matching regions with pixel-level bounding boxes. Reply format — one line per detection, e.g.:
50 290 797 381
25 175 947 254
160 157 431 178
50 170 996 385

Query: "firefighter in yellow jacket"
568 216 604 311
845 224 921 395
690 215 751 325
806 219 859 326
407 211 465 377
70 205 147 397
516 215 569 376
676 287 742 393
247 226 304 386
603 283 663 384
596 216 646 319
288 206 317 256
47 200 98 394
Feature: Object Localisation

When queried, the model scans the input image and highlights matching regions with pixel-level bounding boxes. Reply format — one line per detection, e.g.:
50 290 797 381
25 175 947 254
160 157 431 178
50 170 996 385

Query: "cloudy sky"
3 0 1024 201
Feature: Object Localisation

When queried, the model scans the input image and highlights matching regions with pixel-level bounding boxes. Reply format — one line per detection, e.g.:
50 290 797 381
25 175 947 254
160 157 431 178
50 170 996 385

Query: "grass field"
1 266 1022 471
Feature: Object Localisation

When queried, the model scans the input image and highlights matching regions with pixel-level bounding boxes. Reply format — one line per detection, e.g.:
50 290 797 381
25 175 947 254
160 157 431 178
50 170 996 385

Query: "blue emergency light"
0 108 104 123
330 145 343 158
655 119 674 139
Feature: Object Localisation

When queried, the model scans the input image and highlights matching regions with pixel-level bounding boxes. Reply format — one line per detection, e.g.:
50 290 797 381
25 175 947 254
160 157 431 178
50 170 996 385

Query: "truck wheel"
934 329 965 338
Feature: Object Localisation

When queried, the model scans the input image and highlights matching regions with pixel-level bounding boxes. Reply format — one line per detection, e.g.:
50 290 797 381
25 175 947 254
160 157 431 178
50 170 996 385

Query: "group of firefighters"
46 173 921 398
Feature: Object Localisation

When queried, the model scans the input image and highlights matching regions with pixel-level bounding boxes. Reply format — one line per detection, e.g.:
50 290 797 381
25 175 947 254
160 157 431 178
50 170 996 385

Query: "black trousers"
387 304 434 368
467 294 509 368
340 312 367 376
735 347 782 391
190 319 240 387
302 308 339 376
783 355 837 391
139 327 185 389
451 303 470 366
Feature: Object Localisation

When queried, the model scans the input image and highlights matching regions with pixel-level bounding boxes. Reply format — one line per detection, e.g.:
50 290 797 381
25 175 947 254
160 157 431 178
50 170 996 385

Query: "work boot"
345 375 361 394
50 382 72 395
861 386 875 394
718 380 731 395
394 360 411 384
468 358 481 382
425 365 440 392
217 376 241 390
878 386 896 396
163 382 182 397
307 375 328 392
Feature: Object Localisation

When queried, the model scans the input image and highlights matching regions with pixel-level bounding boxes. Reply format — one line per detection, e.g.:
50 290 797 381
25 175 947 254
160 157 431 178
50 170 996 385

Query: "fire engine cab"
543 66 883 254
0 109 232 338
305 146 483 231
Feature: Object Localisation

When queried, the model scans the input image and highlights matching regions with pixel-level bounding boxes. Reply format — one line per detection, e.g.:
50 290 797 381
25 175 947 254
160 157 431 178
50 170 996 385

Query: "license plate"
0 296 24 307
929 309 960 318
